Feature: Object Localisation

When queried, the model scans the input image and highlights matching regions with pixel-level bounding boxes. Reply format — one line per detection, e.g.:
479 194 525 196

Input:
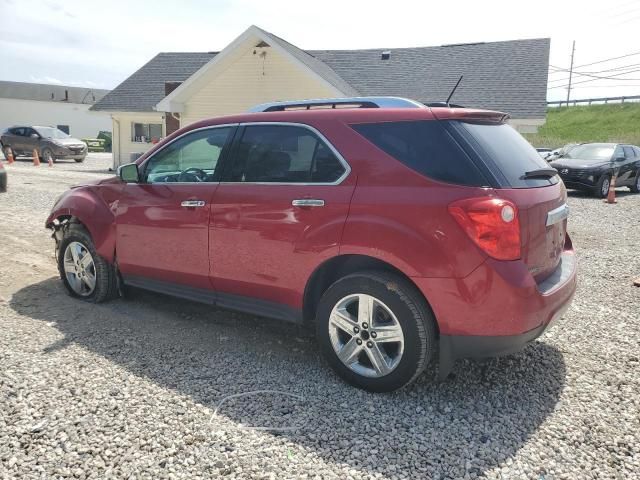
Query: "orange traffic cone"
33 149 41 166
5 149 14 164
48 155 54 167
605 175 617 204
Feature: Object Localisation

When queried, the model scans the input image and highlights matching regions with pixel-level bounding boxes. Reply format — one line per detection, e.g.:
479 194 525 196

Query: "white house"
91 25 551 167
0 81 111 139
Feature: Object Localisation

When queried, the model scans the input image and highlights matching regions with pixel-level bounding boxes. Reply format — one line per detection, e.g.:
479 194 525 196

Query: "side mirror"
118 163 140 183
30 133 39 139
615 156 625 162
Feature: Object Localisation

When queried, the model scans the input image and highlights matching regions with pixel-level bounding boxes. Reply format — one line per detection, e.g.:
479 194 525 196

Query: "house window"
131 123 163 143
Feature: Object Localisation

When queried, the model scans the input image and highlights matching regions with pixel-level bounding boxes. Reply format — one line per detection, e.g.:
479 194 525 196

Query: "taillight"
448 197 521 261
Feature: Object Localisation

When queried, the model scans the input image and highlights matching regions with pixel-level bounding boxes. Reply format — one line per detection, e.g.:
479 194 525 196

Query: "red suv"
47 97 577 392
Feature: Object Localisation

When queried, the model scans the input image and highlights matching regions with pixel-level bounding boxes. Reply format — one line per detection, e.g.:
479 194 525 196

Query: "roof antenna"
446 75 463 106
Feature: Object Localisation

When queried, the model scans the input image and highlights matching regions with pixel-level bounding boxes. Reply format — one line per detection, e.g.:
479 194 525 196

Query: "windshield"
565 144 614 162
35 127 70 139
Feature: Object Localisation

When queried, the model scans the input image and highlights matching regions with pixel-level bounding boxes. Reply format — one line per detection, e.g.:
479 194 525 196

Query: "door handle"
292 199 325 207
181 200 206 208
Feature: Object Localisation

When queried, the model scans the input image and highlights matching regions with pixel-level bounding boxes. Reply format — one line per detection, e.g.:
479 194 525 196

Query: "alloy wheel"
328 293 405 378
63 241 97 296
601 177 610 196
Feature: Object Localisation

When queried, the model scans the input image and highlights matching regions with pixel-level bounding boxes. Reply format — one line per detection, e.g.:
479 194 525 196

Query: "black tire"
630 173 640 193
41 147 56 164
57 223 119 303
74 156 86 163
594 174 611 198
315 270 436 392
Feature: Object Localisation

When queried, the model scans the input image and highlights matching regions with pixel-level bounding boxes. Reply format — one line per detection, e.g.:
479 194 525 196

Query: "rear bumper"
412 249 577 371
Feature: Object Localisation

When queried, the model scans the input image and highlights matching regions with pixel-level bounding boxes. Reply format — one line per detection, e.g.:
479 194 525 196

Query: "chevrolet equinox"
46 97 577 392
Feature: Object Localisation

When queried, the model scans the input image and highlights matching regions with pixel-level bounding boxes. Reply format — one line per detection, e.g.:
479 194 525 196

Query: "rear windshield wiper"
523 168 558 179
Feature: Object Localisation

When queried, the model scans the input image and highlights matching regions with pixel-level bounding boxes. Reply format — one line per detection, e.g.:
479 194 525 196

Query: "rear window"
456 123 558 188
352 121 488 187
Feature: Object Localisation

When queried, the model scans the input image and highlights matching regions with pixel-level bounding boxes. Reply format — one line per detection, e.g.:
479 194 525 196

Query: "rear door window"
623 146 634 159
223 125 346 183
454 122 559 188
352 121 489 187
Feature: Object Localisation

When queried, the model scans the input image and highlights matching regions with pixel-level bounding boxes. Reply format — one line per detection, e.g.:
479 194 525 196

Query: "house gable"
156 25 354 117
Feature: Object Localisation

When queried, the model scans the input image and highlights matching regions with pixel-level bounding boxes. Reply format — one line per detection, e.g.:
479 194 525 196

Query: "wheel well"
303 254 438 333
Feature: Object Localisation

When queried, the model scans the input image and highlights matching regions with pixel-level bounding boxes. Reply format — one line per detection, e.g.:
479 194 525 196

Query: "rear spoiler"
430 108 509 125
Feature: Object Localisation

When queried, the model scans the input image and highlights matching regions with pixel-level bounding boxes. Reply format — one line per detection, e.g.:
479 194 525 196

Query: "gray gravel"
0 154 639 479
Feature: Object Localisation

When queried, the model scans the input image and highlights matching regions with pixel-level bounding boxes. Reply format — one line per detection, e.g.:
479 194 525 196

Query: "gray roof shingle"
91 52 215 112
0 80 109 104
92 35 549 119
309 38 550 119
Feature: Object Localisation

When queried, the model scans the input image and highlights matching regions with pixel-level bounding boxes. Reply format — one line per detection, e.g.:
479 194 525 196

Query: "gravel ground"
0 154 639 479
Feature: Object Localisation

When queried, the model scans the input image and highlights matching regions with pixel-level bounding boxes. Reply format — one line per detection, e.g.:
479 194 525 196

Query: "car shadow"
10 278 566 478
567 188 634 198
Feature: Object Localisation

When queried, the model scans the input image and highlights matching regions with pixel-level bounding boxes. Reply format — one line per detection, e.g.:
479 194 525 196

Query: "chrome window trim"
219 121 351 186
140 123 239 185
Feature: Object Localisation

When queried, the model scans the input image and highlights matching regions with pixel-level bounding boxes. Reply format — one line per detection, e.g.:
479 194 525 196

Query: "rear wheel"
57 224 118 303
316 271 436 392
3 145 16 160
594 174 611 198
630 173 640 193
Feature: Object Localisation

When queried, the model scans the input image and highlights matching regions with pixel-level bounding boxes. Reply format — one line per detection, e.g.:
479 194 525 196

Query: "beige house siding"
180 45 337 127
112 113 165 167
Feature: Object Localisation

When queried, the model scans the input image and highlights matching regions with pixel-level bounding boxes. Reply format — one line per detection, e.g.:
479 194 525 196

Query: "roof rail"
247 96 426 113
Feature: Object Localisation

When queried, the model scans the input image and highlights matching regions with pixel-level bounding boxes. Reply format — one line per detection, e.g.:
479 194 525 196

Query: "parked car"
550 143 640 197
46 97 577 392
546 143 580 162
0 161 6 193
536 147 553 160
1 126 87 163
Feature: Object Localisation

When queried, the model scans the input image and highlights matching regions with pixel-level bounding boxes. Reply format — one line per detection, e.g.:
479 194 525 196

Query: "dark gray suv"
1 126 87 163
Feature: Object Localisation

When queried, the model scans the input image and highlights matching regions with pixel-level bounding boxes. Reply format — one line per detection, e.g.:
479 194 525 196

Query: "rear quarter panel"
318 120 489 279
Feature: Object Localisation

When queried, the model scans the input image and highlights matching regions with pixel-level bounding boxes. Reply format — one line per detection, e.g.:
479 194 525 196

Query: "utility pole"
566 40 576 107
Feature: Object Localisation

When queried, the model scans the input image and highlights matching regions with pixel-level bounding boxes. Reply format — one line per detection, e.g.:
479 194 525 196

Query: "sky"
1 0 640 102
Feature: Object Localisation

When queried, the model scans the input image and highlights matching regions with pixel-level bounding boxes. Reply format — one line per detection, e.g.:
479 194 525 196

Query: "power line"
573 50 640 69
548 65 640 84
548 68 640 89
549 62 640 76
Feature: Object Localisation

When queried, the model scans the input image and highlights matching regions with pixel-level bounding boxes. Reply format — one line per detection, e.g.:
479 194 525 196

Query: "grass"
523 102 640 148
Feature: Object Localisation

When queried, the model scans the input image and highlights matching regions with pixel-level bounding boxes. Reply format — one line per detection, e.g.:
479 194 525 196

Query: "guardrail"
548 95 640 107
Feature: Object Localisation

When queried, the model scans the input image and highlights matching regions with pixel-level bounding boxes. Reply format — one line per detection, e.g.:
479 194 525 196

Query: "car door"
22 127 41 154
210 122 355 317
115 125 235 290
6 127 26 153
618 146 636 185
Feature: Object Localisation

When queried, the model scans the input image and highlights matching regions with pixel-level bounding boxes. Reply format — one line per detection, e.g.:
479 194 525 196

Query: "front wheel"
316 271 436 392
41 147 56 164
594 174 611 198
74 156 86 163
57 224 119 303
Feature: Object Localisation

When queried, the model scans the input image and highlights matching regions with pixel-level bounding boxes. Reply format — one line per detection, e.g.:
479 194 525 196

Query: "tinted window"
352 121 488 187
458 123 558 188
10 127 26 136
144 127 232 183
623 146 634 159
224 125 346 183
566 144 616 161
